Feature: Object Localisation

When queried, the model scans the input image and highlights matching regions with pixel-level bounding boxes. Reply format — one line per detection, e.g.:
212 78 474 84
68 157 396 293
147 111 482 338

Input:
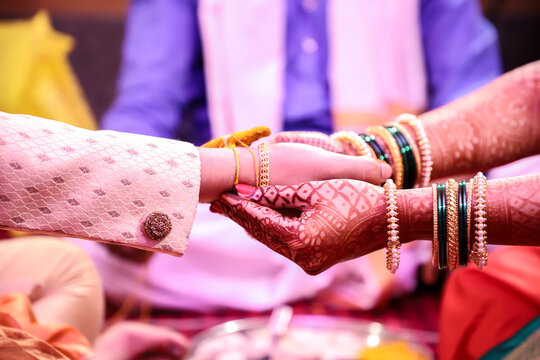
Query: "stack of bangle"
393 123 421 186
359 115 427 189
365 126 405 188
386 125 418 189
204 127 272 190
359 134 389 164
432 173 488 270
397 114 433 187
363 125 420 189
331 114 430 189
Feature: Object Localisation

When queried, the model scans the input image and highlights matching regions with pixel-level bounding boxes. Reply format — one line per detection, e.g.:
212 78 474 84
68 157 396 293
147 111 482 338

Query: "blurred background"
0 0 539 122
0 1 539 358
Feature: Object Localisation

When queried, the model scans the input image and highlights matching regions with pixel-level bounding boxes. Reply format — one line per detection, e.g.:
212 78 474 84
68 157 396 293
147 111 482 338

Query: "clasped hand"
210 132 392 274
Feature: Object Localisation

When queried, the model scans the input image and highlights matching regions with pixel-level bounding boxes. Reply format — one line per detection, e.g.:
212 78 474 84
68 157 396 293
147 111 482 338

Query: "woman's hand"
199 143 391 202
92 321 189 360
209 180 389 274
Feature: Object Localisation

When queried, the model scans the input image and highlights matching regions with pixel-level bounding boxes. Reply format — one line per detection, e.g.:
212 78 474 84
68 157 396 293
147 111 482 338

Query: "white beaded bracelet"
384 179 400 273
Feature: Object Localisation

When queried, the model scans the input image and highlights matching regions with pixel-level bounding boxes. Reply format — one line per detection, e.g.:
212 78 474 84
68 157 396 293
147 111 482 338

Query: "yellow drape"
0 10 96 129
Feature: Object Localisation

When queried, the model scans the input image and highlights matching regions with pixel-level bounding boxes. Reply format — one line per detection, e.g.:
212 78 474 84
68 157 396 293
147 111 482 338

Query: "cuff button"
143 211 172 241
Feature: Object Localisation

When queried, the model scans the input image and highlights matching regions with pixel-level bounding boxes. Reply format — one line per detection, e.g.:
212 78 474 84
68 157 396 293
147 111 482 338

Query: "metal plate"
186 315 437 359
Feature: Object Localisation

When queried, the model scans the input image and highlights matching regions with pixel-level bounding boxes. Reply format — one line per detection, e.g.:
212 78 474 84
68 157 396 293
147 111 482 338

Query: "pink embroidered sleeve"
0 112 201 256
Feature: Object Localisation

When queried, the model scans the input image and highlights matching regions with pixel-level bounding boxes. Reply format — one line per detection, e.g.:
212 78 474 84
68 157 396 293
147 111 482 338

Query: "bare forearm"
398 174 540 247
420 61 540 179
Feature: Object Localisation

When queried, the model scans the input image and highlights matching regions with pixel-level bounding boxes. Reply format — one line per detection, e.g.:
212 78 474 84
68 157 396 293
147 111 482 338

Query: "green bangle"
437 183 447 269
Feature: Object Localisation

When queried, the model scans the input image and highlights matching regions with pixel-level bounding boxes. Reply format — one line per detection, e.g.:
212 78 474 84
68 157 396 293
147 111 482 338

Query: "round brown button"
143 212 172 241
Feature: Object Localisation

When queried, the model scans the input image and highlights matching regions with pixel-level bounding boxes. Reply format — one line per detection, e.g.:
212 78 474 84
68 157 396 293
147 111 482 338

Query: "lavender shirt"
102 0 501 143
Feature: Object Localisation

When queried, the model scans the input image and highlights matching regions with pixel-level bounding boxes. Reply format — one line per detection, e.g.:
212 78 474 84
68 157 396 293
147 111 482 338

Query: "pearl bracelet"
384 179 400 273
472 172 488 269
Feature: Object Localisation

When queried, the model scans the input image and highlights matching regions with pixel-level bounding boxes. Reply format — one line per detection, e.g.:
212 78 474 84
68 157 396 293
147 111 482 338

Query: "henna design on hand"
397 186 433 242
486 174 540 247
423 61 540 179
211 180 388 274
211 174 539 274
397 174 540 247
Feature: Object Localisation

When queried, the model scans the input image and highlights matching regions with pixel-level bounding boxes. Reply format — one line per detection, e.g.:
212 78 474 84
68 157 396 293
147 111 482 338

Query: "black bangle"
359 134 390 164
458 181 468 266
399 131 417 189
391 129 411 188
386 127 411 188
384 127 408 187
437 183 447 269
385 127 416 189
394 131 416 189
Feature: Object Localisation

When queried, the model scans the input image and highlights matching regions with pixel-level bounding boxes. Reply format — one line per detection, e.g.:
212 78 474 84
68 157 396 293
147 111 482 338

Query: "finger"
234 182 331 210
210 194 299 260
322 153 390 184
344 156 392 184
271 131 346 154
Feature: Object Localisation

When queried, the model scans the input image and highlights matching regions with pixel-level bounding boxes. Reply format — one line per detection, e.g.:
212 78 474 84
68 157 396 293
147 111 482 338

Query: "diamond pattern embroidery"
0 111 200 256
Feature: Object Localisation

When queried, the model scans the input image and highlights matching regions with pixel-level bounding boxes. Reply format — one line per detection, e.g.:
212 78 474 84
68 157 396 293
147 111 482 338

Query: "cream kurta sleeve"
0 112 201 256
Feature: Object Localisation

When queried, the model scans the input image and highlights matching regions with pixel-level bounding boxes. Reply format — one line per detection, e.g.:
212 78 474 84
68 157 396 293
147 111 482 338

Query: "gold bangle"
432 184 438 268
397 114 433 187
202 127 272 188
231 147 240 186
467 178 473 261
366 126 404 188
330 131 375 158
446 179 459 271
472 172 488 269
392 123 422 187
258 143 270 187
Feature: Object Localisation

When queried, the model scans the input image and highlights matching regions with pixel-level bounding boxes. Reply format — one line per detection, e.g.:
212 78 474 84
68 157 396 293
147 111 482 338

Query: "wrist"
397 187 433 243
198 147 236 203
237 147 257 186
198 146 260 203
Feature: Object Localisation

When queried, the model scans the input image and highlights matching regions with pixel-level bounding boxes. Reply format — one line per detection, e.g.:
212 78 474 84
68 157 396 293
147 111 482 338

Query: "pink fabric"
329 0 426 130
489 155 540 179
198 0 427 137
198 0 286 137
74 203 424 311
73 204 341 311
0 112 201 256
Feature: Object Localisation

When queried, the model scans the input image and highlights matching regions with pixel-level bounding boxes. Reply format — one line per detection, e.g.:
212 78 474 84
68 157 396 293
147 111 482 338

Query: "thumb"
346 156 392 185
